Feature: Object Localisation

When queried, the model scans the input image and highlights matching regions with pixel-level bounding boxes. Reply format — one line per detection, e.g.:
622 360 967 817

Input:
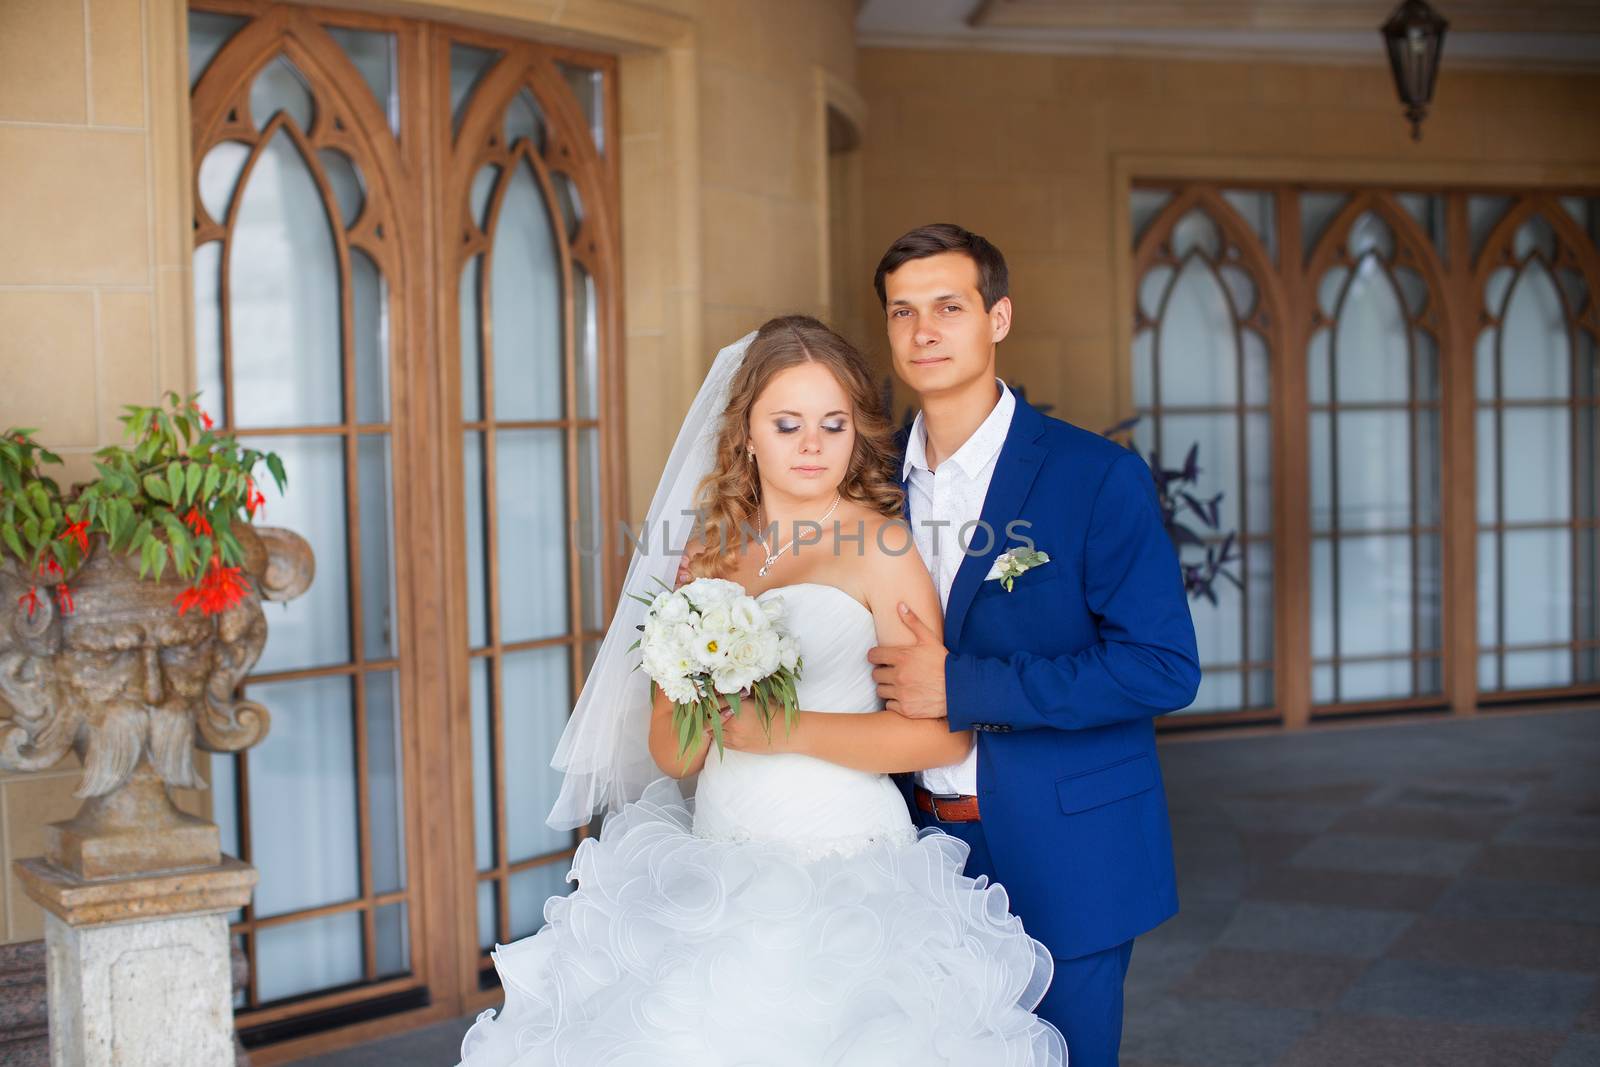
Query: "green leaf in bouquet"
708 697 725 756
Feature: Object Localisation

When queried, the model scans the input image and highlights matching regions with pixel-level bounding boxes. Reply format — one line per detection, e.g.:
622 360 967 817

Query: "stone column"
17 858 256 1067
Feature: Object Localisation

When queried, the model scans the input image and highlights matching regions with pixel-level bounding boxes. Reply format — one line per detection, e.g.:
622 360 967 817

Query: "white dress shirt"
902 379 1016 797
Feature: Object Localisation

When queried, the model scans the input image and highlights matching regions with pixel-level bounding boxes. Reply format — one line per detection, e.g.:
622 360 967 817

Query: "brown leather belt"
914 786 981 823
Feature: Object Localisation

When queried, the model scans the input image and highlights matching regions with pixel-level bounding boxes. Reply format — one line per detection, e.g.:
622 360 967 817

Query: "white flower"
759 595 784 623
693 629 734 669
730 596 765 632
681 577 741 610
700 602 733 633
777 634 799 672
659 676 697 704
656 591 693 623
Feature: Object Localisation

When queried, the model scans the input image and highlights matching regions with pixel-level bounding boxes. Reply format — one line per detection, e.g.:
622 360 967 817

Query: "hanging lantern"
1381 0 1449 142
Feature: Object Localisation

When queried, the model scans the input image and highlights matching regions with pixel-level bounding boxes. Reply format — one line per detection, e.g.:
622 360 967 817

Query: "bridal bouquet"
630 577 802 759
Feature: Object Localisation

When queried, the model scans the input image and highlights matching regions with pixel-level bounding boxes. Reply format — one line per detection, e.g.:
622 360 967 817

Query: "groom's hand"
868 604 948 720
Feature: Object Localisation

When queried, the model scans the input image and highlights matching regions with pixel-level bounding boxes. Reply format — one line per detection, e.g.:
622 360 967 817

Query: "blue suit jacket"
904 394 1201 960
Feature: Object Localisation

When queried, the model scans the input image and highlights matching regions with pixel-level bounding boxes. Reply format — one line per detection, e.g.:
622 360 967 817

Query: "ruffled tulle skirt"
457 780 1065 1066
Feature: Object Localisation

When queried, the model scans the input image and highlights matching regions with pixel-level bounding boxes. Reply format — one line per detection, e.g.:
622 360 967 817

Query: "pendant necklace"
755 493 841 577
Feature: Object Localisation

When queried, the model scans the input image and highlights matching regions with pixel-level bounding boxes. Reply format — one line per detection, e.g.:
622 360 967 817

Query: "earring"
746 447 755 462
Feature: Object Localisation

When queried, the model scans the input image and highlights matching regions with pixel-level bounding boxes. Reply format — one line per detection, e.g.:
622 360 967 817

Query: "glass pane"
1502 261 1572 401
1339 658 1415 703
1132 330 1154 410
1417 533 1443 651
1347 212 1395 260
1219 264 1257 318
322 26 397 135
1415 406 1441 528
1244 411 1272 534
197 140 250 224
211 752 240 858
477 879 498 949
1396 193 1445 258
1476 327 1498 403
1501 407 1571 524
1131 188 1173 246
463 431 491 649
509 863 569 941
574 263 599 419
1300 192 1349 260
1476 408 1498 524
490 159 565 421
1170 210 1220 260
1333 257 1410 404
1137 264 1173 322
1242 328 1269 407
495 429 570 643
450 44 503 138
578 427 604 631
1222 189 1276 263
240 434 351 671
1161 413 1239 535
230 131 343 427
1478 530 1499 648
1393 266 1428 317
194 241 225 424
1312 663 1335 704
358 434 397 660
503 646 574 863
1469 195 1515 262
1156 258 1238 408
1513 215 1558 262
1185 669 1242 714
1337 534 1414 658
1248 669 1274 709
255 911 362 1003
1414 328 1440 402
1503 529 1572 646
1189 556 1243 667
1504 649 1574 690
1246 542 1274 664
367 669 405 895
559 62 605 155
470 657 495 871
1310 411 1332 532
551 171 583 239
245 675 359 917
352 249 390 424
318 147 364 229
470 165 500 234
1308 328 1331 406
503 88 546 153
460 254 485 421
251 55 315 132
1335 411 1412 531
188 12 248 89
374 901 410 978
1479 652 1499 692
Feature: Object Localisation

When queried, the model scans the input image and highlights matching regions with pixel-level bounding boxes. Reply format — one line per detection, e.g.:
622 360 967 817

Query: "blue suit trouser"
913 808 1136 1067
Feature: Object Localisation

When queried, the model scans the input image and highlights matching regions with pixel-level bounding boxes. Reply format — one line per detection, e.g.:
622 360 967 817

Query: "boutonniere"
984 548 1050 592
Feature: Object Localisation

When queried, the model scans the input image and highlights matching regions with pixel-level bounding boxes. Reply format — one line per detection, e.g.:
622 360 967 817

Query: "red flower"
54 583 73 615
182 507 213 537
244 475 266 519
172 555 252 616
17 586 39 619
58 520 89 554
37 556 63 581
189 401 215 430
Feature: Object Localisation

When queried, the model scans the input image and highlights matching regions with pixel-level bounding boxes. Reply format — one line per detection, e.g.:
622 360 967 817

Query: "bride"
457 316 1066 1066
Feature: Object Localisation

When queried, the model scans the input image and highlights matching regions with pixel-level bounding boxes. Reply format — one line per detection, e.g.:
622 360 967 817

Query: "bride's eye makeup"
771 416 850 434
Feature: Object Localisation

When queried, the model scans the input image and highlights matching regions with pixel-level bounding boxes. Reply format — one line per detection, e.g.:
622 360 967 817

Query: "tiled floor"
290 704 1600 1067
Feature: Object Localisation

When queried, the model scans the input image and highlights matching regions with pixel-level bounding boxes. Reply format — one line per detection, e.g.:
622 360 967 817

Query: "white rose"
700 602 733 633
658 592 693 623
726 633 766 673
759 595 784 623
730 596 766 632
682 577 741 609
778 635 799 672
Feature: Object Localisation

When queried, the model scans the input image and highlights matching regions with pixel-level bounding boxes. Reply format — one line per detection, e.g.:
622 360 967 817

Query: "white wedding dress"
457 583 1066 1066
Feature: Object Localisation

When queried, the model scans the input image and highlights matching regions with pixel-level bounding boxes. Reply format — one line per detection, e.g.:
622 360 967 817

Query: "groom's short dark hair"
873 223 1009 312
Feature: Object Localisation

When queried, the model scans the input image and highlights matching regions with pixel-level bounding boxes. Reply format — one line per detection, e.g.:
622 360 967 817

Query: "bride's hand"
715 697 796 755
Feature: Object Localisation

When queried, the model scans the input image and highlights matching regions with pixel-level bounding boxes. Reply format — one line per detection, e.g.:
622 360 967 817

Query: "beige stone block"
97 292 157 442
1439 68 1600 114
4 773 84 941
155 264 193 401
700 63 809 200
0 0 87 124
768 198 824 311
1052 171 1113 255
0 126 150 287
1056 333 1120 431
1006 253 1117 340
1105 100 1212 153
860 48 1057 101
692 0 766 66
619 51 664 137
1301 106 1481 162
949 178 1055 255
1212 106 1306 157
701 187 774 309
984 98 1105 175
1158 58 1255 103
1299 64 1400 111
621 133 666 334
146 0 191 271
1482 108 1600 163
860 179 959 261
0 291 98 447
883 94 1012 181
1054 55 1162 103
87 0 146 128
996 335 1065 413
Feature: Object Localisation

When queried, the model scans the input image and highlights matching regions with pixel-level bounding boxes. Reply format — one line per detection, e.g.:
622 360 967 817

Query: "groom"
867 224 1201 1066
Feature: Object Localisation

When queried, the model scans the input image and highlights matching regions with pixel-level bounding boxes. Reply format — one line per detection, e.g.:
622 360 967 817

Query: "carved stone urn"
0 525 312 880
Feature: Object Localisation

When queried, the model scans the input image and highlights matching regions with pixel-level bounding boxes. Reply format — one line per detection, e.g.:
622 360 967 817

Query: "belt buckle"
927 792 962 822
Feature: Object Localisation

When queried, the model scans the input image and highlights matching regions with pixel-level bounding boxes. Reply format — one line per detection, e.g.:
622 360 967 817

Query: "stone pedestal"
17 857 257 1067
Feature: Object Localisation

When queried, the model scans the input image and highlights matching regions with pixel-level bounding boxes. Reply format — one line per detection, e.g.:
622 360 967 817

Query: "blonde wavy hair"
686 315 904 579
